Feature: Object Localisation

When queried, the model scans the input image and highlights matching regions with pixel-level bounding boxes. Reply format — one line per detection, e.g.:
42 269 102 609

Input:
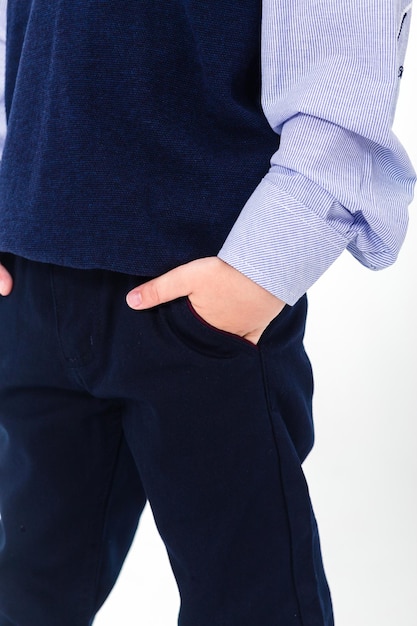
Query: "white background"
93 15 417 626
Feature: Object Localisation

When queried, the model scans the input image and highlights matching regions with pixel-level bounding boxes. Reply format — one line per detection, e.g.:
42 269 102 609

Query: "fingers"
126 261 195 309
0 263 13 296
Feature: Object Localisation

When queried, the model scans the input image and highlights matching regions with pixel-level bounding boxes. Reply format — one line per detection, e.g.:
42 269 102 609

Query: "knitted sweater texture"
0 0 279 275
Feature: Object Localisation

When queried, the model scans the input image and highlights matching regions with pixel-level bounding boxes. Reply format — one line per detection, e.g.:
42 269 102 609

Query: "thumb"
126 262 194 310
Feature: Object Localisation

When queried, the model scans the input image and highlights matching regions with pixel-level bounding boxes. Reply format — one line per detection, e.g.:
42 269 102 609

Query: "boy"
0 1 415 624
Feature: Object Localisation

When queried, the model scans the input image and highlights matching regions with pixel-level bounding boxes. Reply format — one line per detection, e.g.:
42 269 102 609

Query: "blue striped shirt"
0 0 415 304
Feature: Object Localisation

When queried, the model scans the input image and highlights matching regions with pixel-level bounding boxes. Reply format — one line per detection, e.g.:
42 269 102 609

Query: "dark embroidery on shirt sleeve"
398 65 404 78
398 12 408 39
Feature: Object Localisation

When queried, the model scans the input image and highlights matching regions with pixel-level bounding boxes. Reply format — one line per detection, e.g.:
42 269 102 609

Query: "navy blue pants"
0 254 333 625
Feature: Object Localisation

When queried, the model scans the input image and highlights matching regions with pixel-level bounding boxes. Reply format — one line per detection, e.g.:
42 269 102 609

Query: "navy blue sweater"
0 1 279 276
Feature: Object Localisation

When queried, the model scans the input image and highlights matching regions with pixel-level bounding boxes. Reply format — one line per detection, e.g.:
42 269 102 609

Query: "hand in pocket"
126 257 286 345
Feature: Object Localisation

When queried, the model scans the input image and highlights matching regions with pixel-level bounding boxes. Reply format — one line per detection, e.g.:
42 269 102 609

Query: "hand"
0 263 13 296
126 257 285 345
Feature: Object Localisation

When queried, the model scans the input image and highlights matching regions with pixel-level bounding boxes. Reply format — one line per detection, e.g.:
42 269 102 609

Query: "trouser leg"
0 255 146 626
94 291 334 625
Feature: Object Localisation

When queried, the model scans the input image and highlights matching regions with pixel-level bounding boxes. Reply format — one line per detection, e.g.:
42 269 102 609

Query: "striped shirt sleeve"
218 0 416 305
